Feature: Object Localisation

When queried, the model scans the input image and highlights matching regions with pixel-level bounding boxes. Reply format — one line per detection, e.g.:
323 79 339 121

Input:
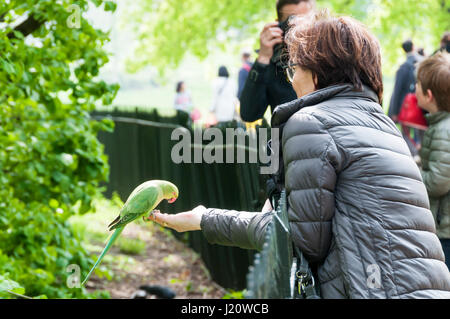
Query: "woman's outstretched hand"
145 205 206 232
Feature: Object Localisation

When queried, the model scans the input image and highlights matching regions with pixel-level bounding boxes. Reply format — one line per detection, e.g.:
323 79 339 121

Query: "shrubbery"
0 0 118 298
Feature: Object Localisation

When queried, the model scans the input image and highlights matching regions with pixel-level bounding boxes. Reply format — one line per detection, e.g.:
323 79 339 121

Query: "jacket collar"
426 111 450 125
271 84 380 128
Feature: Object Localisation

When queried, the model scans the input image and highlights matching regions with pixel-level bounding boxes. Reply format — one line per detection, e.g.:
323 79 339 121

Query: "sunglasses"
284 63 299 83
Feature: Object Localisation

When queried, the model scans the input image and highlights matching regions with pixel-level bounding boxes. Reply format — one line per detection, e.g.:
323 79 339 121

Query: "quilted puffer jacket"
420 111 450 239
200 84 450 298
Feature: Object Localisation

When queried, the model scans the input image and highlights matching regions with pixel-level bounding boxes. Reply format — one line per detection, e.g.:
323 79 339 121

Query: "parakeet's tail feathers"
109 220 122 231
108 215 121 229
81 227 124 286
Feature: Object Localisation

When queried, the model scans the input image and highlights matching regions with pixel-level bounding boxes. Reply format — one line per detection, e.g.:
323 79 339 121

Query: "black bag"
292 244 321 299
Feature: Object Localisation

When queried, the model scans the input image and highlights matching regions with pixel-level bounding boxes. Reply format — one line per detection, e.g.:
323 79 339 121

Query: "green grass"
117 237 147 255
69 196 145 283
69 195 147 257
69 197 120 245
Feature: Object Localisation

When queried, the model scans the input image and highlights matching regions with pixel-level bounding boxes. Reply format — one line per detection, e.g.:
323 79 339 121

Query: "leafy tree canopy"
126 0 450 75
0 0 118 298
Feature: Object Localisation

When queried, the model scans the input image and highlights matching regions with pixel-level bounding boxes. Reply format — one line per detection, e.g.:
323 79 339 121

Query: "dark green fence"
92 108 269 290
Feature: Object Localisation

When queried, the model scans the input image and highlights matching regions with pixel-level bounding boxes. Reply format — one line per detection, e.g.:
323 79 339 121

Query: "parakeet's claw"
143 210 160 222
150 209 160 216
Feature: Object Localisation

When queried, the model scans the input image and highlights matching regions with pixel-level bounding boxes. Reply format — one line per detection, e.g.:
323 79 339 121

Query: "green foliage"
365 0 450 72
125 0 274 73
126 0 450 75
118 237 147 255
222 289 246 299
0 273 27 298
0 0 118 298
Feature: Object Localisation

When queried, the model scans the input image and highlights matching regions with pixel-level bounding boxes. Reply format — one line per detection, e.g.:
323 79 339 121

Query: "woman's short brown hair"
417 52 450 112
286 10 383 102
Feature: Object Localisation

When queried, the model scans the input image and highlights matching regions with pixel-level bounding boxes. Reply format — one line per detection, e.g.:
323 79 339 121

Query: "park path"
84 221 226 299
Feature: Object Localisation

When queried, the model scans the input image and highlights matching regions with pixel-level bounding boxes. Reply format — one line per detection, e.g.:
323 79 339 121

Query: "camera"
278 16 293 35
272 16 294 68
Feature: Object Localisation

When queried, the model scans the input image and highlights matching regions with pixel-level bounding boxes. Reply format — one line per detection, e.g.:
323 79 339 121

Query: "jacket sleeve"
239 61 270 122
200 209 273 251
421 130 450 198
282 112 342 263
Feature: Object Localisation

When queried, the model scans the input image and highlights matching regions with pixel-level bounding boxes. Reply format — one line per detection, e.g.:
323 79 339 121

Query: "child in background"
416 52 450 269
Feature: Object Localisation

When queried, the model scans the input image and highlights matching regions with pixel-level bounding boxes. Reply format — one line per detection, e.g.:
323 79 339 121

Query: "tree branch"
7 15 44 39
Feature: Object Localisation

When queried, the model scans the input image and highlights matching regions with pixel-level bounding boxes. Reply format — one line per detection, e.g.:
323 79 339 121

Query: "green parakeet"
81 180 179 286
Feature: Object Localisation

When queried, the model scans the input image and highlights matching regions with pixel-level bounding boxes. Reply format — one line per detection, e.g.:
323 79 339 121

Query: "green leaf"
0 275 25 296
49 199 59 209
104 1 117 12
60 153 74 166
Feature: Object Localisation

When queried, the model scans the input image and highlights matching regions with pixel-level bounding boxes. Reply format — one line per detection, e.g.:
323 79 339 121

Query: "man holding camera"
239 0 315 122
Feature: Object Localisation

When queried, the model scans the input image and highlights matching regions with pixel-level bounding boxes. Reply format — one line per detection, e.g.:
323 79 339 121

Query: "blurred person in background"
239 0 315 122
150 11 450 298
416 47 426 63
240 0 316 204
174 81 193 126
210 66 239 126
237 50 253 99
388 39 418 122
433 31 450 55
418 47 426 58
416 52 450 269
389 39 426 158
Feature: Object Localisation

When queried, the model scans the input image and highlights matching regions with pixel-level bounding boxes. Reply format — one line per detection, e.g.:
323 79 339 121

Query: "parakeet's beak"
168 192 177 203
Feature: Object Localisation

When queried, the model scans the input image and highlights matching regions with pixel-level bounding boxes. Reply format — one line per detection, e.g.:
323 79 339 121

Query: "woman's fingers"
145 207 205 233
150 212 173 228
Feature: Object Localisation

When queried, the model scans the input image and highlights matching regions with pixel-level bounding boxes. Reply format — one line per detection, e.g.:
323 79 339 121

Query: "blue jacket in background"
237 62 253 100
388 54 417 118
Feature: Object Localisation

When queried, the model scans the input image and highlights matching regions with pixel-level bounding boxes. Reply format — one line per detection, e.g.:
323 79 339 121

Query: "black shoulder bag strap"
293 244 321 299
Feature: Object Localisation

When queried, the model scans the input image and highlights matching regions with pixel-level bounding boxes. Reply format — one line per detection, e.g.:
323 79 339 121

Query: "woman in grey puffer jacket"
150 11 450 298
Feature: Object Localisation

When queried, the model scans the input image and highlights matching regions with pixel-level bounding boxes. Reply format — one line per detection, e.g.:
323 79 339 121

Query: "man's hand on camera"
257 22 284 65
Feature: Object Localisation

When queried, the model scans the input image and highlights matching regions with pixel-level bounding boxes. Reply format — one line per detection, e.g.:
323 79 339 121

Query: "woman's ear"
313 74 318 89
